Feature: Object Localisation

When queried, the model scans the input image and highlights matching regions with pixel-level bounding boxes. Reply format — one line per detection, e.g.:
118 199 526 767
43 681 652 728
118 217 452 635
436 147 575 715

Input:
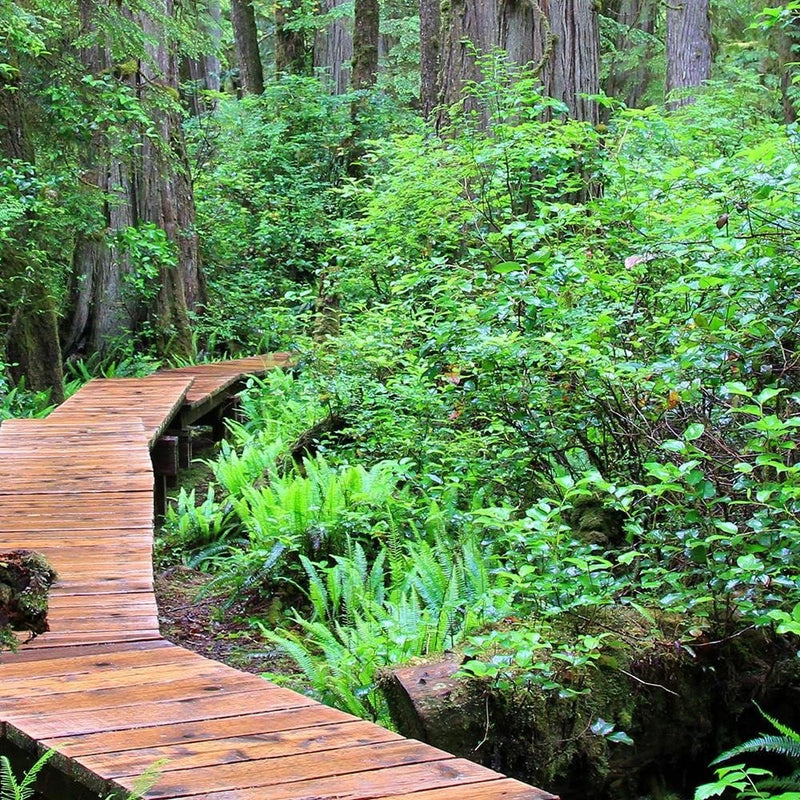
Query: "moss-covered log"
0 550 57 650
379 612 800 799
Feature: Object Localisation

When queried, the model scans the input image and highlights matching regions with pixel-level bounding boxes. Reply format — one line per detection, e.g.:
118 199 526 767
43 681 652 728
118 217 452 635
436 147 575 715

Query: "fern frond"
712 735 800 764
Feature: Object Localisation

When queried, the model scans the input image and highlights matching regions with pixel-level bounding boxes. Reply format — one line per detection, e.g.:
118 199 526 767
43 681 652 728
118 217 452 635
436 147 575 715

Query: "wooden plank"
0 653 211 695
5 687 317 740
45 705 363 758
0 665 239 709
0 642 182 676
0 639 172 668
117 739 452 799
139 758 510 800
74 720 400 779
380 780 558 799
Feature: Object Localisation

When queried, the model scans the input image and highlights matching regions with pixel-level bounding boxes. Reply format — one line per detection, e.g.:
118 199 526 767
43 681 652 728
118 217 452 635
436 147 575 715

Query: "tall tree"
64 0 205 359
351 0 380 89
231 0 265 94
0 72 65 400
276 0 308 75
603 0 657 108
766 0 800 122
314 0 353 93
665 0 712 105
419 0 441 118
438 0 600 124
182 0 223 114
541 0 600 124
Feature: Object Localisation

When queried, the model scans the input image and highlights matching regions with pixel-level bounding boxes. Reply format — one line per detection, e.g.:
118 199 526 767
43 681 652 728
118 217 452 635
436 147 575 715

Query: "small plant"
1 751 54 800
696 706 800 799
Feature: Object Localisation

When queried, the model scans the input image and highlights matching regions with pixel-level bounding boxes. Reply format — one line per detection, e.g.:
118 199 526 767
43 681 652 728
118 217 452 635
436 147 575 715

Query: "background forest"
3 0 800 797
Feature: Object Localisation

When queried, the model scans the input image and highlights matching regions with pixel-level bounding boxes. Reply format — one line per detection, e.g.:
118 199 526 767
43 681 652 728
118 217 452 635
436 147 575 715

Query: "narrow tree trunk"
351 0 379 89
276 0 307 75
665 0 712 106
205 0 223 93
420 0 441 118
0 73 65 401
540 0 600 124
181 0 223 114
231 0 264 95
314 0 353 94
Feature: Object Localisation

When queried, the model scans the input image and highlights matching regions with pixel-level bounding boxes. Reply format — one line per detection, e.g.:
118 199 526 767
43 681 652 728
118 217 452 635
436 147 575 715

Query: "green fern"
713 706 800 766
1 750 55 800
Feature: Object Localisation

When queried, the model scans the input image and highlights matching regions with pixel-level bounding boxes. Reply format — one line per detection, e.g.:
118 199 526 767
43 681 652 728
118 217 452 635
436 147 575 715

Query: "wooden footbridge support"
0 355 555 800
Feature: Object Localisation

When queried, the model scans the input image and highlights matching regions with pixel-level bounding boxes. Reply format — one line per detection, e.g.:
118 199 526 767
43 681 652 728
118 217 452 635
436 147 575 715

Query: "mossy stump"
0 550 57 650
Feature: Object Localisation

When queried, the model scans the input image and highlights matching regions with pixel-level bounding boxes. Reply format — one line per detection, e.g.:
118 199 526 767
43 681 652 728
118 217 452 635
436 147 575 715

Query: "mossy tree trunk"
231 0 265 95
420 0 442 119
63 0 205 361
0 71 65 401
276 0 308 76
603 0 657 109
314 0 353 94
540 0 601 124
351 0 379 90
437 0 599 125
665 0 712 107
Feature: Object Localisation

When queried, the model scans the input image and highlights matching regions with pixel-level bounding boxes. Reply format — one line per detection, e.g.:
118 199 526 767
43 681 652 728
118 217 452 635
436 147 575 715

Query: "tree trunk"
603 0 657 108
766 0 799 122
665 0 712 106
351 0 379 89
64 0 204 361
438 0 599 124
314 0 353 94
136 1 205 358
540 0 600 124
181 0 223 113
276 0 307 75
419 0 441 118
231 0 264 95
0 72 65 401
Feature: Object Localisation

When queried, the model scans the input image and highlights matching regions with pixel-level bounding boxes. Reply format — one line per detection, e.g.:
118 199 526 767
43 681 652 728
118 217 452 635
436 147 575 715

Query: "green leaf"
684 423 705 441
493 262 521 274
713 520 738 535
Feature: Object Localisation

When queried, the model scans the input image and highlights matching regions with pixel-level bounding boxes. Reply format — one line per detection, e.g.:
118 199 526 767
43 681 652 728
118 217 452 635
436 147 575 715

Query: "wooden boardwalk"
0 356 554 800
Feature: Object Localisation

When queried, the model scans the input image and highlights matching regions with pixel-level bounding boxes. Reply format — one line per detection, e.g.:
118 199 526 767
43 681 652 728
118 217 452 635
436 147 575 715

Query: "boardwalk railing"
0 355 554 800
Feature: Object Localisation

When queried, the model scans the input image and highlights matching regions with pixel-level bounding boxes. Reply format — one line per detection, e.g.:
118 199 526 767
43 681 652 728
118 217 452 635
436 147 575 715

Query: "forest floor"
154 565 302 680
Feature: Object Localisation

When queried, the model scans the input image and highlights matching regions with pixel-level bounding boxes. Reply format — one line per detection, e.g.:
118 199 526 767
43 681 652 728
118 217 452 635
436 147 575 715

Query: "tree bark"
231 0 264 95
351 0 380 89
181 0 223 114
314 0 353 94
276 0 307 76
665 0 712 106
419 0 441 118
766 0 799 122
540 0 600 125
603 0 657 108
438 0 599 124
0 72 65 400
64 0 204 360
136 1 205 358
64 0 137 357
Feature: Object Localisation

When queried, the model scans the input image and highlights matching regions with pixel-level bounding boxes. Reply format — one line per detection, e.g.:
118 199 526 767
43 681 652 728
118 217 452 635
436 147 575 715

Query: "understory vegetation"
3 3 800 795
156 65 800 797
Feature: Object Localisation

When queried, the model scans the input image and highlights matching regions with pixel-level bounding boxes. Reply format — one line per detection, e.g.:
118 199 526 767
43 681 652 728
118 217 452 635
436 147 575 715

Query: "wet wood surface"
0 356 554 800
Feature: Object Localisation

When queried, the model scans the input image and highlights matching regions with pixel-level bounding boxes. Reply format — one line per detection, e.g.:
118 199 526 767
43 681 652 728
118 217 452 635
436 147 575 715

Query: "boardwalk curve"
0 356 554 800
